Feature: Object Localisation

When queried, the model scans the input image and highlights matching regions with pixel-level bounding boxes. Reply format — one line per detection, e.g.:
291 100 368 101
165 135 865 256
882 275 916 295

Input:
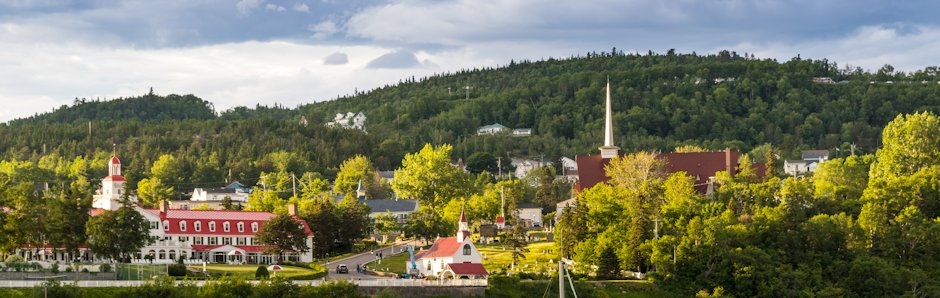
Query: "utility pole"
497 157 502 179
291 173 297 198
464 83 472 100
559 261 565 298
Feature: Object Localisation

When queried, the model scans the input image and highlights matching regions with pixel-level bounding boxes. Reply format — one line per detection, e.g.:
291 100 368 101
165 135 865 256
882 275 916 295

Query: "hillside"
3 50 940 188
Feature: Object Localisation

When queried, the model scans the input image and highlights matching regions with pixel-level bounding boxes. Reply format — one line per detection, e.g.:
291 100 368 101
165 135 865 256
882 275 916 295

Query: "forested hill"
2 50 940 187
13 92 216 124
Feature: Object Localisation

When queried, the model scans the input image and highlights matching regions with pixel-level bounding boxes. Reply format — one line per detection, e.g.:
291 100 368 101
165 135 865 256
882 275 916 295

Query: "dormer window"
195 221 202 232
223 222 230 232
179 221 187 232
162 220 170 231
251 222 258 233
237 222 244 233
209 221 216 232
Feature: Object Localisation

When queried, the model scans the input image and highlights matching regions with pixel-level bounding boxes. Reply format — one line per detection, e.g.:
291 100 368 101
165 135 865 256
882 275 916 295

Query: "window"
163 221 170 231
150 221 159 230
223 222 230 232
463 244 471 255
208 237 217 245
251 222 259 233
209 221 216 232
194 237 203 245
195 221 202 232
426 261 431 270
179 221 187 232
237 237 246 245
223 237 232 245
178 236 188 242
237 222 244 232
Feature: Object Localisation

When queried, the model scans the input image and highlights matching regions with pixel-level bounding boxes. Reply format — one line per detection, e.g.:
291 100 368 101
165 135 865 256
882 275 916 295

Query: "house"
511 157 552 179
411 209 486 278
511 128 532 136
326 112 367 131
92 155 139 211
784 150 830 176
180 182 251 210
516 202 543 228
363 199 419 224
477 123 509 135
132 202 314 264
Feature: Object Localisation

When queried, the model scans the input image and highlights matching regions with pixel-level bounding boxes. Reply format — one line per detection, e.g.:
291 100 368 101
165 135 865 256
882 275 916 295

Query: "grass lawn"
478 241 559 274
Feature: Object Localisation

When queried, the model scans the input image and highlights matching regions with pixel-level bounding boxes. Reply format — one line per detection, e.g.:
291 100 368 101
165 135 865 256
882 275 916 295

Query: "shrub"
167 264 187 277
81 268 90 273
51 262 60 274
99 263 112 273
36 280 82 298
255 266 270 279
65 267 73 273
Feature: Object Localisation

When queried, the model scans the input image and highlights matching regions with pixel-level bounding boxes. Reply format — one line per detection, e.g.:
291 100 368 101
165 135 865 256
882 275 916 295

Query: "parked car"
337 264 349 274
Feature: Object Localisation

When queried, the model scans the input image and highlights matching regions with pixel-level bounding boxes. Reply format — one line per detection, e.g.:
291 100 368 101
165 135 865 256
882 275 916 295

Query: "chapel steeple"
599 79 620 159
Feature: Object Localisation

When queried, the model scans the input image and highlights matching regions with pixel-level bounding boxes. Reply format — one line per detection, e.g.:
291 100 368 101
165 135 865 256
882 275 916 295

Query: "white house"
784 150 830 176
511 128 532 136
517 202 543 228
477 123 509 135
410 210 487 279
92 155 138 211
511 157 552 179
180 182 251 210
326 112 367 131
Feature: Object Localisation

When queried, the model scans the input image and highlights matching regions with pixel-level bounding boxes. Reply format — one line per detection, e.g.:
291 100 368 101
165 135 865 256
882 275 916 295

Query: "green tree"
392 144 472 209
46 187 92 261
373 212 401 243
335 196 372 249
84 205 151 262
596 245 621 279
136 177 174 208
333 155 383 199
255 214 310 263
464 152 497 174
404 206 450 245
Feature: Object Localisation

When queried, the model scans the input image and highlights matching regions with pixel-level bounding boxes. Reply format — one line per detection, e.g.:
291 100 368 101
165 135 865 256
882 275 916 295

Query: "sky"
1 0 939 122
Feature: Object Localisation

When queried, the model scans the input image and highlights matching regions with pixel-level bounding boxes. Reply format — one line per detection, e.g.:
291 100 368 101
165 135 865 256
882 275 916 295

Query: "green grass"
478 241 559 274
365 251 411 274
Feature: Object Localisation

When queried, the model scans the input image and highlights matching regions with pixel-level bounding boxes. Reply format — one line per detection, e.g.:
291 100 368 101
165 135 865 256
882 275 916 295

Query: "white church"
409 209 488 279
92 155 138 210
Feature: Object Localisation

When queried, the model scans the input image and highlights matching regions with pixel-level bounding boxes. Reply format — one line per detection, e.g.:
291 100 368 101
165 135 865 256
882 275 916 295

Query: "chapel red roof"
110 156 121 164
414 237 461 259
447 263 488 276
495 216 505 223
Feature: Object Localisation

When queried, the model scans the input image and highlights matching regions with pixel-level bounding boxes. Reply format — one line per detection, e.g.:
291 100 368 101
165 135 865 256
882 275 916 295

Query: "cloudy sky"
1 0 938 122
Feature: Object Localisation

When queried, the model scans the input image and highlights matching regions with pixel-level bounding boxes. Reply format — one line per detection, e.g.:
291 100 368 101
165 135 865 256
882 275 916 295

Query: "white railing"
0 278 488 288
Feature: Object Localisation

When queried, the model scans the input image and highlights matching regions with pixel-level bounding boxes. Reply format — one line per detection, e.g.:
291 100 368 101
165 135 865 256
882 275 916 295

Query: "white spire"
599 78 621 159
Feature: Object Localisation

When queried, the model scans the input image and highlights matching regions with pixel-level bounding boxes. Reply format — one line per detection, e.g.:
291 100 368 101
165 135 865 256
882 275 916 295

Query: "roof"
110 156 121 164
478 123 508 130
362 199 418 213
142 209 313 236
414 237 462 259
103 175 125 182
574 154 611 191
447 263 488 276
801 150 830 160
495 216 505 223
517 202 540 210
190 245 269 253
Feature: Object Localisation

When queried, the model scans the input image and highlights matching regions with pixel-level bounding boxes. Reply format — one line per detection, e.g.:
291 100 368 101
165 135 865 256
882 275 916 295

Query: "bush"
255 266 270 279
99 263 112 273
81 268 89 273
167 264 187 277
51 262 60 274
36 280 82 298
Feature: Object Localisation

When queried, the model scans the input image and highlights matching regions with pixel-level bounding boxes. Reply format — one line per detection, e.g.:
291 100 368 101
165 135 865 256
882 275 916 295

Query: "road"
323 240 415 281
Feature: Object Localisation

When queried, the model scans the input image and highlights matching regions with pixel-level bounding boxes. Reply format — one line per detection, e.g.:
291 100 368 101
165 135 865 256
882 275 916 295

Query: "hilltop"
3 50 940 186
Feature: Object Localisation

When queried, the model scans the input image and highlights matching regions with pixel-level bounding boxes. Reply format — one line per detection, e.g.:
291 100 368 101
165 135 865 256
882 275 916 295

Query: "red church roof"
495 216 505 223
447 263 488 276
576 149 762 193
414 237 461 259
110 156 121 164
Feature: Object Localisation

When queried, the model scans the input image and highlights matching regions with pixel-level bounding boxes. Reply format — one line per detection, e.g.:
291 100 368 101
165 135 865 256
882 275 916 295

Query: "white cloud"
323 52 348 65
293 3 310 13
308 20 338 40
265 4 286 12
236 0 264 15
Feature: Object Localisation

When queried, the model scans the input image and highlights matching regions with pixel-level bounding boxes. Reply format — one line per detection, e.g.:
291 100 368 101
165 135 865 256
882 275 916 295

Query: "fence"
0 278 488 288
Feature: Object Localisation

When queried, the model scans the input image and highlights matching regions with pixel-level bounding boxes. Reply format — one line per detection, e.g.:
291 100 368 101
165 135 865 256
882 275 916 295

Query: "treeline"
556 112 940 297
2 51 940 191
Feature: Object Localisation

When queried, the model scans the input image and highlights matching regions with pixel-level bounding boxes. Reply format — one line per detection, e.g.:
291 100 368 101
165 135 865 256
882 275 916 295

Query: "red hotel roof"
142 209 314 236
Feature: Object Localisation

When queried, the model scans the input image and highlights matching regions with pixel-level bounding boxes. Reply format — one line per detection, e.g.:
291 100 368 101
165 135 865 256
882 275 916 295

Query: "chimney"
159 200 169 214
288 203 298 216
725 148 735 176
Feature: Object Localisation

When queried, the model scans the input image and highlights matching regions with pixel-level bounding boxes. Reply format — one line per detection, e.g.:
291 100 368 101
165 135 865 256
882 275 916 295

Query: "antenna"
464 83 472 100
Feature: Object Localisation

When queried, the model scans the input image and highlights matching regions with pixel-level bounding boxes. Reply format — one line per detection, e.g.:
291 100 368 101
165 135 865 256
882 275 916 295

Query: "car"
336 264 349 274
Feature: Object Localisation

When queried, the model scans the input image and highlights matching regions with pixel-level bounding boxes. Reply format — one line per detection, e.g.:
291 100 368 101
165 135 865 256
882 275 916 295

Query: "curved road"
323 241 415 281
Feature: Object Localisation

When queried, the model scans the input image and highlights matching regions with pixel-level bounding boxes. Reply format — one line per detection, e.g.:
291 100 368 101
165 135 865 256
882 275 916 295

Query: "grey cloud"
323 52 348 65
366 51 420 69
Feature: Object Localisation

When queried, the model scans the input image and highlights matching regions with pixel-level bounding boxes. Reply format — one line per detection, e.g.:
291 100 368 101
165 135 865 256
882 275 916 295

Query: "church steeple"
599 79 620 159
457 206 470 243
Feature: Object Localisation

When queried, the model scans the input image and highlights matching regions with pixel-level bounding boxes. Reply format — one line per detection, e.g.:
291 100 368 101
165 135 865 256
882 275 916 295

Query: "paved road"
323 241 415 281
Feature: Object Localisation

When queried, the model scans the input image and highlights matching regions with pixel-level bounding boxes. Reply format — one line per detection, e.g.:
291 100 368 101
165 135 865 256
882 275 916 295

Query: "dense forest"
2 50 940 192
